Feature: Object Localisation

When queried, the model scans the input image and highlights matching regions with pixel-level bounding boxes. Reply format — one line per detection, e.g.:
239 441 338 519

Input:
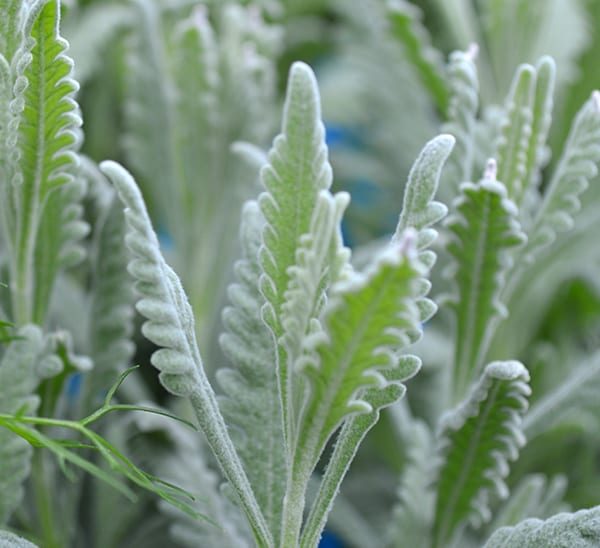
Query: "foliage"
1 0 600 547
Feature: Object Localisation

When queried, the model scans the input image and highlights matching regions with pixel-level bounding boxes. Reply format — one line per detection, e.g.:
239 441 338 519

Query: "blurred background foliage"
51 0 600 544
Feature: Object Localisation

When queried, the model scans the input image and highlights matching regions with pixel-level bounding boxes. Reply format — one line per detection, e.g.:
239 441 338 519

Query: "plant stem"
32 450 61 548
280 463 311 548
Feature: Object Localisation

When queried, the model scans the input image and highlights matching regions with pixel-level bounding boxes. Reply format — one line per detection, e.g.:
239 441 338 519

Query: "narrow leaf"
444 162 526 402
217 201 286 540
101 161 273 548
0 325 44 524
432 361 531 548
495 63 536 204
258 61 334 449
387 0 449 114
300 357 421 548
296 232 426 474
393 134 454 250
442 45 479 193
3 0 83 324
524 90 600 257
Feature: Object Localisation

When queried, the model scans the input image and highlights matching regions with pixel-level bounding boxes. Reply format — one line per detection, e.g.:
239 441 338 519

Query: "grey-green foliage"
444 165 526 402
105 57 450 548
0 530 38 548
218 201 286 540
123 0 280 350
4 1 600 547
0 0 86 325
432 361 531 547
0 326 44 524
484 506 600 547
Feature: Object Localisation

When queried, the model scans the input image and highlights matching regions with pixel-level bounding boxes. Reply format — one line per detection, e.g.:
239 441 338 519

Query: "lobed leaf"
484 505 600 548
495 63 535 204
0 325 44 524
3 0 83 325
432 360 531 547
101 160 273 548
444 163 526 402
217 201 286 540
521 57 555 203
388 417 436 548
524 90 600 258
442 45 480 194
258 61 335 450
296 232 426 473
82 187 136 408
393 134 454 252
300 357 421 548
523 350 600 440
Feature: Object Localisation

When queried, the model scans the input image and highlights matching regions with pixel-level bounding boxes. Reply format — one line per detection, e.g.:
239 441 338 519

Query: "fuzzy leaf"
82 188 136 408
389 418 436 548
258 61 334 449
0 531 38 548
0 325 44 524
484 505 600 548
300 357 421 548
442 45 479 193
101 161 273 548
296 233 426 472
523 351 600 439
524 91 600 257
123 2 279 348
393 134 454 250
522 57 555 199
432 361 531 548
495 63 536 204
217 201 286 540
489 474 569 532
444 166 526 402
2 0 83 325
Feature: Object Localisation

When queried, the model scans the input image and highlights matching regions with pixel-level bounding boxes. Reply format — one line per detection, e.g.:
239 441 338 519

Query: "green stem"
33 450 60 548
280 459 313 548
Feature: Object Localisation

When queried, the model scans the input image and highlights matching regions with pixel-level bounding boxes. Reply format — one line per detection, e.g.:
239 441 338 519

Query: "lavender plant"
1 1 600 547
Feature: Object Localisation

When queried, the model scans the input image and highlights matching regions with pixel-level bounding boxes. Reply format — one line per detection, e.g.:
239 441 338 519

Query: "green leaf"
123 2 279 349
217 201 286 541
258 61 335 450
444 164 526 402
484 505 600 548
389 417 436 548
387 0 449 114
432 360 531 548
393 134 454 251
523 91 600 257
101 161 273 548
300 357 421 548
489 474 568 532
495 63 536 205
82 185 135 408
2 0 83 325
521 57 555 204
296 233 426 476
0 325 44 524
442 45 480 194
523 351 600 440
